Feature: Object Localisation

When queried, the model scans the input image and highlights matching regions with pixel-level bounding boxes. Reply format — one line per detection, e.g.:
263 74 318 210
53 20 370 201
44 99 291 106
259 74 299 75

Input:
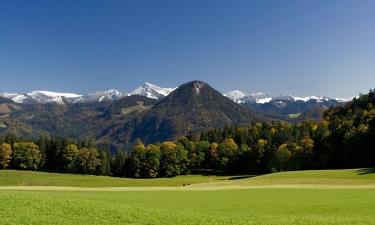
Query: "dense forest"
0 89 374 178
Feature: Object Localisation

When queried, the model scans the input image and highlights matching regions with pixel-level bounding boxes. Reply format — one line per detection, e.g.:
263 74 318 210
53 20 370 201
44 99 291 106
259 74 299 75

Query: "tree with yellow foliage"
0 143 12 169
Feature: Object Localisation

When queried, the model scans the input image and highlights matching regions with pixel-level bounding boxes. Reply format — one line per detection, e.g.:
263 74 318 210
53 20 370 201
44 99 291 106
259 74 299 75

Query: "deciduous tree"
0 143 12 169
12 142 41 170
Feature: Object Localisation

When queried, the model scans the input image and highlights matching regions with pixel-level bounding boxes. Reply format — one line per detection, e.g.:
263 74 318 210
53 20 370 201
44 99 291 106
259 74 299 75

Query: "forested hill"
322 89 375 167
102 81 263 144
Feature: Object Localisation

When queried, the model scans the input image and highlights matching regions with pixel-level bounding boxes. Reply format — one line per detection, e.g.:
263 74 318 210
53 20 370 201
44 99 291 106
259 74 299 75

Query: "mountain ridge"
0 80 354 145
0 82 175 104
1 83 353 105
0 81 262 148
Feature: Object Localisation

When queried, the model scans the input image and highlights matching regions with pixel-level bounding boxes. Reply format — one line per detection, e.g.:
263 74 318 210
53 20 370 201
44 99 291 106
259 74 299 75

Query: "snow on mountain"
0 91 82 104
246 93 273 104
74 90 123 103
27 91 82 104
223 90 247 103
127 82 177 100
224 90 351 105
0 93 29 103
224 91 273 104
1 83 176 104
255 97 273 104
287 95 330 103
334 97 355 102
1 84 353 105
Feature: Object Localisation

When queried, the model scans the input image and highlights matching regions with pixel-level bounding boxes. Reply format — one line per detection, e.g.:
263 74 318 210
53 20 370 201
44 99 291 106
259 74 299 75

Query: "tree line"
0 136 110 175
1 89 375 178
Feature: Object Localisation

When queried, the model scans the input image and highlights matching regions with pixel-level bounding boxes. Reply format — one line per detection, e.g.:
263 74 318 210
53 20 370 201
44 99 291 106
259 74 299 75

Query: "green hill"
1 168 374 188
194 168 375 187
0 170 231 187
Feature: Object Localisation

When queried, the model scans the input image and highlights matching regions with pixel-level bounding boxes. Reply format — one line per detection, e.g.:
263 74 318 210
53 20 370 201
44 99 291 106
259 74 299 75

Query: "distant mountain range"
0 83 175 104
1 82 351 121
0 81 353 149
1 83 351 105
223 90 351 104
223 90 353 121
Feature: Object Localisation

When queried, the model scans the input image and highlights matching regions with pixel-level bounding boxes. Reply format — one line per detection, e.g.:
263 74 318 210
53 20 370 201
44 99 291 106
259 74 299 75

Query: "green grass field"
0 169 375 225
0 170 230 187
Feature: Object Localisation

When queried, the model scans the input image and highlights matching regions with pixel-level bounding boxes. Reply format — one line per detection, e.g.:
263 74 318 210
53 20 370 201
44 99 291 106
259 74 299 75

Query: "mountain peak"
224 90 247 103
0 91 82 104
192 80 206 94
103 89 121 94
185 80 207 86
164 80 214 101
127 82 176 100
74 89 123 103
121 80 261 143
27 90 83 104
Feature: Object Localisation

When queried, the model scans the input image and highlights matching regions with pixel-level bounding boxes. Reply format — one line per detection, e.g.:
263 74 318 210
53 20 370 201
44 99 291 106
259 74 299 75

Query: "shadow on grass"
356 168 375 175
227 175 257 180
190 170 261 180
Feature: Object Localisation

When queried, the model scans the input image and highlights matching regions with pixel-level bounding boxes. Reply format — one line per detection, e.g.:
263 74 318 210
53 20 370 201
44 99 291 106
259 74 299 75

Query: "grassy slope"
194 168 375 187
1 169 375 225
1 168 374 187
0 170 230 187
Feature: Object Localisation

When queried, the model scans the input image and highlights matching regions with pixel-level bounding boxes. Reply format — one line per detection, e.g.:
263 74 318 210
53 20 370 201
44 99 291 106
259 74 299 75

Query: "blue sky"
1 0 374 97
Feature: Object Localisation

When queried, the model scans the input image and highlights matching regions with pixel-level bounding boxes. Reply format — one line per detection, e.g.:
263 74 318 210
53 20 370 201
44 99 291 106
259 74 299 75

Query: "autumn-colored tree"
143 144 161 178
208 142 218 169
299 136 314 152
160 141 188 177
217 138 239 171
77 147 101 174
127 139 146 178
11 142 41 170
0 143 12 169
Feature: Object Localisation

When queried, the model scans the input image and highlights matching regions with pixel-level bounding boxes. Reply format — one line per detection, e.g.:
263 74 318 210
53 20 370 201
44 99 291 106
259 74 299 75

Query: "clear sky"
1 0 374 97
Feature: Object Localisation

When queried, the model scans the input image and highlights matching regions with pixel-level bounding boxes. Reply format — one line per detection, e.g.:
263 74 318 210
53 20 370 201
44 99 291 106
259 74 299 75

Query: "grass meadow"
0 169 374 225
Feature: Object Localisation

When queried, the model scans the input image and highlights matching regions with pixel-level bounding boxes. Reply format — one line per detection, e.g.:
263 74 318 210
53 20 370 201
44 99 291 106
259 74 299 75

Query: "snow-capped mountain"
274 95 334 103
127 82 177 100
223 90 247 103
0 93 29 103
0 83 177 104
243 93 273 104
0 91 82 104
224 91 274 104
1 84 353 106
223 89 354 120
224 90 353 104
74 90 123 103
